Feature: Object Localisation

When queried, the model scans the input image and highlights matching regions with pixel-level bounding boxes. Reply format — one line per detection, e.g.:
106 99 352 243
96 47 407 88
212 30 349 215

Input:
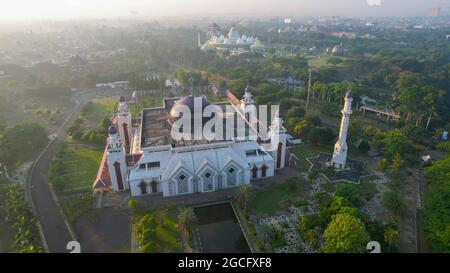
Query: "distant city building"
284 17 293 24
95 81 128 89
429 6 441 17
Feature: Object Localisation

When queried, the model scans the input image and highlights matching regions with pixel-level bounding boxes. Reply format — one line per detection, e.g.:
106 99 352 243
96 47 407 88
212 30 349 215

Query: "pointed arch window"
252 165 258 179
139 181 147 195
261 165 267 177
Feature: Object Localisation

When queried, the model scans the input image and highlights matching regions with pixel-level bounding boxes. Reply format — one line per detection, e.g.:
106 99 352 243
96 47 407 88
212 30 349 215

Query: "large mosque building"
93 90 286 197
201 25 265 53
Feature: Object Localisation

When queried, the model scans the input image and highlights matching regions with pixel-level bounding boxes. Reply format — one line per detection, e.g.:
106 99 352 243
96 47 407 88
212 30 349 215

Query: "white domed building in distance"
200 24 264 54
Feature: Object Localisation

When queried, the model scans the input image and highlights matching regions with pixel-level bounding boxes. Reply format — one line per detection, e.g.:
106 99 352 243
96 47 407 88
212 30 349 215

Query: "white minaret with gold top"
331 91 353 169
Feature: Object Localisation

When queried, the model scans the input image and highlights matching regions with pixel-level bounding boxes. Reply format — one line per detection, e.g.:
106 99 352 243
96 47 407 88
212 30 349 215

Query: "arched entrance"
261 165 267 177
252 165 258 179
139 181 147 195
151 181 158 193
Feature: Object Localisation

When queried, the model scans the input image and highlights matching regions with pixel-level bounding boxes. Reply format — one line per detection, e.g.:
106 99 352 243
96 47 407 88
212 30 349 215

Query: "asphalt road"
29 138 74 252
27 98 84 253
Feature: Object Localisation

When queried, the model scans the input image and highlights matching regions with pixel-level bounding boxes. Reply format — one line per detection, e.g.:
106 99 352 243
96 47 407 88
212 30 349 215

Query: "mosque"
200 25 265 53
93 90 286 197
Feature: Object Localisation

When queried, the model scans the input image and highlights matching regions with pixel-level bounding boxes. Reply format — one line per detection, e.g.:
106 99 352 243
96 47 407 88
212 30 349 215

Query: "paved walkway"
76 207 131 253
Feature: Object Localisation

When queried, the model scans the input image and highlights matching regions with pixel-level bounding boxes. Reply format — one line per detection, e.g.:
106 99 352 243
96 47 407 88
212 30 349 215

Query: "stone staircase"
99 191 126 209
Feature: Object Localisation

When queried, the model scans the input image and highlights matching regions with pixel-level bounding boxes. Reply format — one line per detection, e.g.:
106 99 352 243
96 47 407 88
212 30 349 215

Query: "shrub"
383 191 406 216
358 140 371 154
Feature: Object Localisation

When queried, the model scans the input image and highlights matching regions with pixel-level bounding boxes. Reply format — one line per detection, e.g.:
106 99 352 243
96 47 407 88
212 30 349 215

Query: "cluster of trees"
135 212 166 253
284 112 336 145
0 123 48 169
128 74 167 91
175 68 210 89
134 207 195 253
364 126 419 171
0 183 42 252
67 117 109 145
297 188 399 253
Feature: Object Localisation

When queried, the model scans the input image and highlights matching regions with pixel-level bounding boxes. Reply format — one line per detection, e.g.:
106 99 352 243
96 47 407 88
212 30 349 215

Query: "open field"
81 99 117 119
308 55 351 69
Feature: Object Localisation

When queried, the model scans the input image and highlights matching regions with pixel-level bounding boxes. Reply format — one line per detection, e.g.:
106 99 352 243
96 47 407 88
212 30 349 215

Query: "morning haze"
0 0 448 21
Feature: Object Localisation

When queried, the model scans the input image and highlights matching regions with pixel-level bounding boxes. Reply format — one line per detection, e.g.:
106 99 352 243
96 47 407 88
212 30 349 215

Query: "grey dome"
169 96 210 119
108 126 118 135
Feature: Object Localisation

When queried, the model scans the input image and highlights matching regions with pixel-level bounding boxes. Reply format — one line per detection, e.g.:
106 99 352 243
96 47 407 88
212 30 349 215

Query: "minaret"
106 126 129 191
240 86 254 113
116 96 132 152
331 91 353 169
269 109 287 169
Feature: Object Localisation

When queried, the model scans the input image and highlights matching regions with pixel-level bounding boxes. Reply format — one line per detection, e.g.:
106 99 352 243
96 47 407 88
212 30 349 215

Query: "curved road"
26 98 85 253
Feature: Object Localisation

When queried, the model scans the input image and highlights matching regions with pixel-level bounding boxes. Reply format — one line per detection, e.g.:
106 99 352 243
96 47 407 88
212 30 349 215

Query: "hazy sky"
0 0 448 21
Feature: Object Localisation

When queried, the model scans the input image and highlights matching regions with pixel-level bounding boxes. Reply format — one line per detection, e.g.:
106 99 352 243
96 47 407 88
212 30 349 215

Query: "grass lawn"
82 99 117 119
290 145 334 171
60 194 95 223
251 177 308 215
61 147 103 193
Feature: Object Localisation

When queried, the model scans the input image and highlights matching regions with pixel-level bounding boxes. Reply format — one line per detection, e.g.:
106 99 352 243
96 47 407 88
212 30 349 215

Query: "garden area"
241 165 395 253
130 203 186 253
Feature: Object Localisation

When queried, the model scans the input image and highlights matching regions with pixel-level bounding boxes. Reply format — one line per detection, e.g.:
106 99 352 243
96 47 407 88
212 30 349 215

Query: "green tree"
178 207 196 239
175 68 188 87
234 184 253 217
286 106 305 119
358 140 371 154
322 213 370 253
293 119 312 139
335 183 364 207
348 121 363 147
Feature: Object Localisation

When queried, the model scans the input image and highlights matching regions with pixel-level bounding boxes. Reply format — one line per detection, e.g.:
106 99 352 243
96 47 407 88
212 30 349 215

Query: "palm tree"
178 207 196 238
234 184 253 217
